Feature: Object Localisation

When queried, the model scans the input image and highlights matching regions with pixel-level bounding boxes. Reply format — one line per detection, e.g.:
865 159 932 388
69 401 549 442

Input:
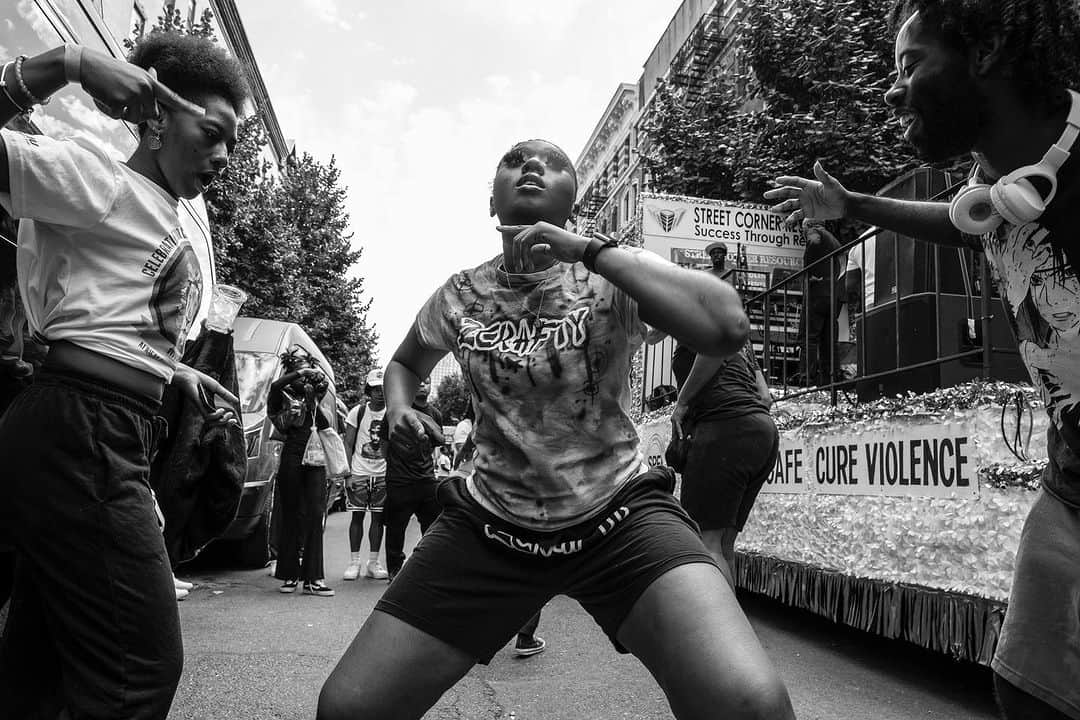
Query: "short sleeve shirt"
0 130 202 380
975 144 1080 506
346 403 387 477
415 252 650 531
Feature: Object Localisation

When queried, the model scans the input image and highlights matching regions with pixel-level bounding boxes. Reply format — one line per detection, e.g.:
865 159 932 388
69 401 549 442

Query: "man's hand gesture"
764 161 850 229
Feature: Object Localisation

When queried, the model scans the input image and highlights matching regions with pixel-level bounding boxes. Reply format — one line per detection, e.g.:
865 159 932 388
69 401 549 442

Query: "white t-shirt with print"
346 403 387 477
416 251 651 531
0 130 202 380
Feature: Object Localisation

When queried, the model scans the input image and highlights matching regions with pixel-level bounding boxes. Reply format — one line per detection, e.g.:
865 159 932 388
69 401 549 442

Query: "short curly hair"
888 0 1080 106
127 32 249 114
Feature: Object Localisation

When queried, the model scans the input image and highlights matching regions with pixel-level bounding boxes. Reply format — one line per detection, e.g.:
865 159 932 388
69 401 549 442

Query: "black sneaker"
279 580 298 594
303 581 335 597
514 635 546 657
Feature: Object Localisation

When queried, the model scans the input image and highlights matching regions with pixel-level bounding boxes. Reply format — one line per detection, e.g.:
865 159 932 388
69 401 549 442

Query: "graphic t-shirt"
973 119 1080 506
0 130 202 380
346 403 387 476
415 252 650 531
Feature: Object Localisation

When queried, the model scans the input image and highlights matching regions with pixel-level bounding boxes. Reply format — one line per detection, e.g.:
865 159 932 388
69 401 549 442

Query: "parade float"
636 381 1043 665
629 188 1039 665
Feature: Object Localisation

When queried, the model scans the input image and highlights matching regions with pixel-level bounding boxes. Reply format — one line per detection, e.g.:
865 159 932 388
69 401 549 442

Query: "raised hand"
496 221 589 271
78 48 204 124
764 161 850 229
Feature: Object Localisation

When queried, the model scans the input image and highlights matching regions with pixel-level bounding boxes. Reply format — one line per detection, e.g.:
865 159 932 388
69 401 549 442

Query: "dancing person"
379 377 444 582
342 368 389 581
0 34 247 718
765 3 1080 718
317 139 793 720
267 347 334 597
669 338 777 588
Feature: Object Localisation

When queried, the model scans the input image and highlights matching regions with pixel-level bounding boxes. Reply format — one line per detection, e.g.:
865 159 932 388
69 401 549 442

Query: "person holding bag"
267 346 334 597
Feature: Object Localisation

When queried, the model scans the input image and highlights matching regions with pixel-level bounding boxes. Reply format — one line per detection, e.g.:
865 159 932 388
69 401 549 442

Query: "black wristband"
581 237 618 273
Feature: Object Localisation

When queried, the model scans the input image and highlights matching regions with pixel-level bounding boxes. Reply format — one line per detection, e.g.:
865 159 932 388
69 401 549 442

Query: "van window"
235 351 278 414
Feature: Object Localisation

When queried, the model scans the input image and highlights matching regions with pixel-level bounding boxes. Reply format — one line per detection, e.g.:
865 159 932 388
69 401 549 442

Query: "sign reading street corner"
763 423 979 498
641 193 806 290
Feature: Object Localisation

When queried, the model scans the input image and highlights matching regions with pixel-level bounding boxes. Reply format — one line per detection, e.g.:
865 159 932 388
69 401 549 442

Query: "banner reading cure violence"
764 423 979 498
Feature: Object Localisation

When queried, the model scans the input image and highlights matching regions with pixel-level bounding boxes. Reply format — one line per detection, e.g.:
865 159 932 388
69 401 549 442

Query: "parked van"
217 317 341 566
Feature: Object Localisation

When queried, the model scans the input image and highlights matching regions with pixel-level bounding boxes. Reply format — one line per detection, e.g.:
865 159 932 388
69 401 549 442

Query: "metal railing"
639 178 1021 412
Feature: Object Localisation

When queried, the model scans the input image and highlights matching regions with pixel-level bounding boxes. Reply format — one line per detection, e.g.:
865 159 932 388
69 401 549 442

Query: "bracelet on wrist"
0 61 31 114
581 236 618 273
13 55 50 107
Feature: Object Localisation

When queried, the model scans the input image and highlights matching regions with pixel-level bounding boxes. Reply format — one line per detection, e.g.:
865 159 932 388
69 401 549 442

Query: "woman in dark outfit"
670 339 777 588
267 347 334 596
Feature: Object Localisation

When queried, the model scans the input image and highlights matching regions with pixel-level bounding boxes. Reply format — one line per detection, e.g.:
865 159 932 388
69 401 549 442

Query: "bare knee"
723 675 795 720
317 676 372 720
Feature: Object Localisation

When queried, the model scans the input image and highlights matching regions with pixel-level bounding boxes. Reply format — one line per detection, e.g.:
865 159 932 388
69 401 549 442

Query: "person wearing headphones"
765 3 1080 719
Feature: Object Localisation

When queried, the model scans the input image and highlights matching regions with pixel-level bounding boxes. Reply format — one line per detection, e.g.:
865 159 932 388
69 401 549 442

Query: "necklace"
499 263 550 323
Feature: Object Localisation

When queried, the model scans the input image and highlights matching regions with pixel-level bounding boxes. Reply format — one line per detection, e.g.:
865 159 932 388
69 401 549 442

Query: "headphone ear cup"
991 177 1045 226
949 183 1002 235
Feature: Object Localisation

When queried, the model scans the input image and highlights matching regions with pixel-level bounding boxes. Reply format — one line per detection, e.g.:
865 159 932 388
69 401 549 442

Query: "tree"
640 0 955 215
434 373 471 423
277 153 377 405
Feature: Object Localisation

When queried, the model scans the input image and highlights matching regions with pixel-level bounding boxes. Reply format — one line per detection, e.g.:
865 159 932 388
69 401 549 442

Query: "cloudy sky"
241 0 683 367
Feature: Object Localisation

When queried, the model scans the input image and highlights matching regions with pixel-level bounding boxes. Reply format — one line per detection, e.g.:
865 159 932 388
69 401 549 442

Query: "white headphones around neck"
949 89 1080 235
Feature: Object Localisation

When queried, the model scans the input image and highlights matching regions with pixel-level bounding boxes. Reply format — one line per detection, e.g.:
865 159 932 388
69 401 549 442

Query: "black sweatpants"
384 480 441 576
0 369 181 719
274 450 328 583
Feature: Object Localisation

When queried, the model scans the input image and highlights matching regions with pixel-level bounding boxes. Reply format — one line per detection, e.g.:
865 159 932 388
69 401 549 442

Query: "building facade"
574 0 748 240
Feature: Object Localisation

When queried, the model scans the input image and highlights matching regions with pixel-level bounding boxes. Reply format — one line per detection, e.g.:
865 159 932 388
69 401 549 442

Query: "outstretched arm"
498 222 749 357
764 161 966 248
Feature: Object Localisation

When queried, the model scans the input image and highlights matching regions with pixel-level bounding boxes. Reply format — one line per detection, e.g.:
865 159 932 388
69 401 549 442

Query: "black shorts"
681 412 779 532
375 467 718 664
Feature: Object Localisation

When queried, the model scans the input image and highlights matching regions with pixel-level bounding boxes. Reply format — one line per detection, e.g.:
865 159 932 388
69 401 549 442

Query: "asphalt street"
167 510 999 720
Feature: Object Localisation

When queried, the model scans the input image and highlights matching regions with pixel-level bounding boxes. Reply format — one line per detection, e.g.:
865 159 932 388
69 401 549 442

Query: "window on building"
623 193 630 225
612 206 619 232
188 0 198 28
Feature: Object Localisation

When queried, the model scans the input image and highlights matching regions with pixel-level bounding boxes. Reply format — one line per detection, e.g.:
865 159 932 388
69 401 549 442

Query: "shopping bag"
318 427 351 479
302 427 326 467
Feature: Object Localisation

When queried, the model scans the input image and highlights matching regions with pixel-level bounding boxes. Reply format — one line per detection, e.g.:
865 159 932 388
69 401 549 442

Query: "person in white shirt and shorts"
342 368 389 580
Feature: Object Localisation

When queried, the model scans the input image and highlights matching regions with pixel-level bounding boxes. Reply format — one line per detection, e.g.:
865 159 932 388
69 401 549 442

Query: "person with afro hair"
0 32 248 718
767 2 1080 718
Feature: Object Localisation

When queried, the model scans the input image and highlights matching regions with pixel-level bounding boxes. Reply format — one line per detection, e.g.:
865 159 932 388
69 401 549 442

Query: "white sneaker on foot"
175 587 189 601
174 577 194 591
364 559 389 580
343 562 361 581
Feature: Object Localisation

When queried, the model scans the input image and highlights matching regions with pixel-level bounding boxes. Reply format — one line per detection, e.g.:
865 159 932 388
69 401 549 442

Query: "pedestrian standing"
268 347 334 597
669 338 778 587
342 368 389 581
0 34 247 719
317 139 792 720
765 2 1080 717
379 376 444 582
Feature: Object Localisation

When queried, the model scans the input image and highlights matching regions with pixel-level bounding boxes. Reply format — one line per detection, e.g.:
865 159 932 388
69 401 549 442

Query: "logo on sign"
650 208 685 233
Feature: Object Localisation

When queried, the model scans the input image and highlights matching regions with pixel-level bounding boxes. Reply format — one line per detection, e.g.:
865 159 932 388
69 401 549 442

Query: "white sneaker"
175 587 189 601
343 562 361 581
174 577 194 591
364 559 389 580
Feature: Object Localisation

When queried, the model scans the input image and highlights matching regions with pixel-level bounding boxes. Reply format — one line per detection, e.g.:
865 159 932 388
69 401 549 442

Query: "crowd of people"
0 0 1077 719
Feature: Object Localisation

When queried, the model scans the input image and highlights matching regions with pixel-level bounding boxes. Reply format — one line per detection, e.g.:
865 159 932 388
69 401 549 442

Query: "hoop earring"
149 129 162 151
